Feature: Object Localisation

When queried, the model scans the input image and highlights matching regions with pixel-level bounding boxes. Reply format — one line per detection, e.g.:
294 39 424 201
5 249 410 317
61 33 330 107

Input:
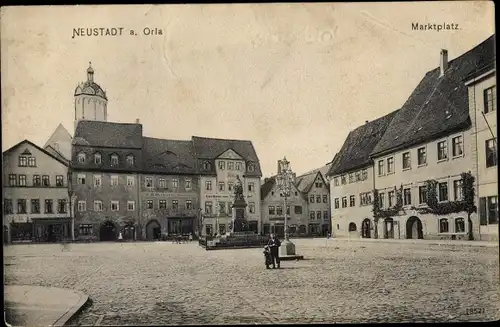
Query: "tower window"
110 154 119 167
126 155 135 166
94 153 102 165
77 152 86 164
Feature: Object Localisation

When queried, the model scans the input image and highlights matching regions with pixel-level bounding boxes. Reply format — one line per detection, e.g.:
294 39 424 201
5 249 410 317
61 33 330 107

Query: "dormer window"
203 161 211 171
77 152 86 164
248 162 255 172
126 155 135 166
110 154 119 167
94 153 102 165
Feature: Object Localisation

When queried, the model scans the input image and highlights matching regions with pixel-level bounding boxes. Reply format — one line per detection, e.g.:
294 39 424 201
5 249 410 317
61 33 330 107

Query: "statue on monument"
234 175 245 201
231 175 248 233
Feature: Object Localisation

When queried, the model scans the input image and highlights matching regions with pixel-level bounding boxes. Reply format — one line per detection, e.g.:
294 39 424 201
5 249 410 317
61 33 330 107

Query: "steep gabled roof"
73 121 143 149
327 110 399 176
296 162 332 193
3 139 69 167
371 34 496 157
44 145 70 166
261 176 277 200
142 137 197 174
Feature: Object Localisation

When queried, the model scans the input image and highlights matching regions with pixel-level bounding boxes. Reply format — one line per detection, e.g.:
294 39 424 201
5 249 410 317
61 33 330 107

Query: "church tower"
74 62 108 131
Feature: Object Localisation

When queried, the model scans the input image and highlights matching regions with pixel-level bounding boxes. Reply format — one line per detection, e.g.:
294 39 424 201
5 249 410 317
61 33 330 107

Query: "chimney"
135 118 140 124
365 120 369 124
440 49 448 77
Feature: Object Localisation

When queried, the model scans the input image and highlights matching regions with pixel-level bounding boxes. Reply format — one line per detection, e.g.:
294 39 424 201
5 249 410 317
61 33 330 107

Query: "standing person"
267 233 281 269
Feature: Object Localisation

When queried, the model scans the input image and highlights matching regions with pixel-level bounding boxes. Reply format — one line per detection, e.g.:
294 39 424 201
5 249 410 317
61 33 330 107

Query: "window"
185 179 192 189
349 195 355 207
315 181 323 188
341 175 346 185
172 179 179 188
310 211 315 220
205 201 213 214
439 218 449 233
417 147 426 166
403 188 411 206
486 139 497 167
79 224 93 236
56 175 64 187
349 173 354 183
18 156 27 167
146 177 153 188
228 182 234 192
316 211 321 219
360 192 373 206
348 223 357 232
227 162 234 170
388 191 395 207
419 186 427 204
276 206 283 215
323 211 328 220
323 195 328 203
484 86 496 113
362 169 368 180
378 160 385 175
94 153 102 165
248 183 255 192
205 181 212 190
480 196 499 225
9 174 16 186
77 174 86 185
110 201 119 211
309 195 314 203
32 175 40 187
438 141 448 160
17 199 27 214
159 178 166 188
44 199 53 213
219 202 226 214
235 162 241 170
248 163 255 172
159 200 167 209
41 175 49 187
78 200 86 212
334 198 339 209
19 175 27 187
205 224 213 236
186 200 193 210
378 192 385 208
218 161 225 170
127 176 135 186
268 206 275 215
4 199 13 214
110 175 119 186
203 161 211 170
294 205 302 214
316 195 321 203
93 175 102 187
455 218 465 233
77 152 86 164
387 157 394 174
146 200 154 209
28 157 36 167
249 202 255 214
342 197 347 208
355 171 361 182
110 154 119 166
453 180 463 201
126 155 135 166
452 136 463 157
94 201 103 211
57 199 67 213
438 182 448 202
334 178 339 186
31 199 40 214
172 200 179 211
402 152 411 170
218 182 225 191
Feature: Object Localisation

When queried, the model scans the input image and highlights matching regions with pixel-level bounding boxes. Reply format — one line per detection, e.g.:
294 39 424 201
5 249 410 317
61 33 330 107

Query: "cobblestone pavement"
4 239 500 325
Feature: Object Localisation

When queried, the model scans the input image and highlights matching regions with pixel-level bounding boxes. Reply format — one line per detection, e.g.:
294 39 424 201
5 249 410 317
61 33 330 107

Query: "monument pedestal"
279 239 304 260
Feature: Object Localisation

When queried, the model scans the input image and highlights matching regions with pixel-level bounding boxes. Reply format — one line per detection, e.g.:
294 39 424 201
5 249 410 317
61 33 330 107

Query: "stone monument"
230 175 249 233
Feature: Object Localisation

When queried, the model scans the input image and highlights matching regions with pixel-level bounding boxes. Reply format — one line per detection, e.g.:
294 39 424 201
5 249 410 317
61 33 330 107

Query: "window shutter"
479 197 487 225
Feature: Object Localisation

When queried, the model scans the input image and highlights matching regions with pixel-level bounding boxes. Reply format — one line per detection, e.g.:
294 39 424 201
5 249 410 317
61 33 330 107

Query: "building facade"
466 61 498 241
3 140 70 243
193 137 262 236
326 112 397 238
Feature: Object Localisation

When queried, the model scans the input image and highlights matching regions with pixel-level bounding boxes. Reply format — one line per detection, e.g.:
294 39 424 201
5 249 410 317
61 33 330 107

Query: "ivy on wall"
372 185 404 222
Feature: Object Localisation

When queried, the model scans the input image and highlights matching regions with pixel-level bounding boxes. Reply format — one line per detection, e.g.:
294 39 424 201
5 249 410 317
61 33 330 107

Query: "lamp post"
276 157 297 257
67 171 77 241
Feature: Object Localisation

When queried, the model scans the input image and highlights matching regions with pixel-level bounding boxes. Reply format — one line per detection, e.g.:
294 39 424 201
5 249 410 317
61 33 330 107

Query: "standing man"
267 233 281 269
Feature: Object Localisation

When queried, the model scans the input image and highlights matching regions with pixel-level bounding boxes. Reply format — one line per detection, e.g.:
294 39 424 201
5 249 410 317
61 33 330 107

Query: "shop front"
167 217 195 236
32 218 71 243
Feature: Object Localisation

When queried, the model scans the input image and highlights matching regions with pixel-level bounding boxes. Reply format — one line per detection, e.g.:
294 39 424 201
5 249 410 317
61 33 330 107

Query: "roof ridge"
144 136 191 142
192 135 253 143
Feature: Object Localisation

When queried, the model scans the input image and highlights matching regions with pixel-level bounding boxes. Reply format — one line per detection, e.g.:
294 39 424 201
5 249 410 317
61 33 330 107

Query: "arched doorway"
146 220 161 241
384 218 394 239
406 216 423 239
348 222 357 232
361 219 371 238
123 222 135 241
100 221 117 241
468 218 474 240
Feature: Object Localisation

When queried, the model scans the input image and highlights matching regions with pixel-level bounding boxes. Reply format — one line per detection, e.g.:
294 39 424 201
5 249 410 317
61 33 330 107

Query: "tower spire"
87 61 94 82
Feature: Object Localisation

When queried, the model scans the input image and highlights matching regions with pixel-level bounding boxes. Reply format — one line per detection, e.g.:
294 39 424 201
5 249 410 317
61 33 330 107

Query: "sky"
1 2 495 177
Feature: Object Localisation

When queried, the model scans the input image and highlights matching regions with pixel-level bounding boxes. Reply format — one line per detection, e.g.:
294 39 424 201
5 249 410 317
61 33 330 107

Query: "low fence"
199 234 270 250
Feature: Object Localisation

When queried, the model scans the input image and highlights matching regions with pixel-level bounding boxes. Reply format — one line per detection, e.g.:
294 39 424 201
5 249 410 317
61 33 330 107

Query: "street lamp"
67 171 77 241
276 157 297 257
